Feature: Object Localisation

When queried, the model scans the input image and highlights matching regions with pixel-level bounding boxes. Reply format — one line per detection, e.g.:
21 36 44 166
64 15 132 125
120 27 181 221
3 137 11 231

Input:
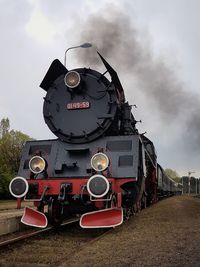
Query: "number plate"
67 101 90 110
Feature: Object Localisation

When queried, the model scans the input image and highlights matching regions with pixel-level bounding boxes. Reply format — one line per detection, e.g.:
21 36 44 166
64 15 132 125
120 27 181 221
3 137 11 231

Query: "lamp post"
64 42 92 67
195 177 198 195
188 171 195 195
199 178 200 195
182 176 184 194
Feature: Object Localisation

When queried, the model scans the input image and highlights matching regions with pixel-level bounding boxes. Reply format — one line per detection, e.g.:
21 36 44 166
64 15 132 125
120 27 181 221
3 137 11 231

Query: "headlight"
9 177 29 198
64 71 81 88
91 153 109 172
29 156 46 174
87 174 110 198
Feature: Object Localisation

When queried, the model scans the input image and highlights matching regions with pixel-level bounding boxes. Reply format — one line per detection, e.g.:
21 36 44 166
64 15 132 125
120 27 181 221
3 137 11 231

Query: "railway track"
0 218 112 267
0 217 79 248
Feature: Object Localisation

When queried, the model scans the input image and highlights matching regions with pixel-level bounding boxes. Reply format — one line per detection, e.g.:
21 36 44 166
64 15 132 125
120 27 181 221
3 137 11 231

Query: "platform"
0 209 24 236
0 200 34 236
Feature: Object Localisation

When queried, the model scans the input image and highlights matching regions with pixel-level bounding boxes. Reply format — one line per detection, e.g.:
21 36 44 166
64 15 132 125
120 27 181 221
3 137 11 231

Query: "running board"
80 208 123 228
21 207 48 228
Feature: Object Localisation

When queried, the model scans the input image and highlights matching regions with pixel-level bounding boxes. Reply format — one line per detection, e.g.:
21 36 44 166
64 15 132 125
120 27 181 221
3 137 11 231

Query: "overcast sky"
1 0 200 176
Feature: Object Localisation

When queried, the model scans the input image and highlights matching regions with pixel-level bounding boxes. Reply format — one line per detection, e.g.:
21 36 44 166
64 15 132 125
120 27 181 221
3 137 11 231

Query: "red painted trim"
95 201 104 209
80 208 123 228
117 192 122 208
21 207 48 228
17 198 22 209
27 177 136 196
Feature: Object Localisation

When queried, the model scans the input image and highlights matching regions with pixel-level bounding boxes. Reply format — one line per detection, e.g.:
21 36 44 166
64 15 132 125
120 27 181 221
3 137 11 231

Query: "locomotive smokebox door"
42 65 117 143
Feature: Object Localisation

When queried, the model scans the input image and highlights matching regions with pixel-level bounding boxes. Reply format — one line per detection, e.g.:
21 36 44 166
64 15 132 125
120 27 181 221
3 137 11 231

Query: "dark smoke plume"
75 5 200 152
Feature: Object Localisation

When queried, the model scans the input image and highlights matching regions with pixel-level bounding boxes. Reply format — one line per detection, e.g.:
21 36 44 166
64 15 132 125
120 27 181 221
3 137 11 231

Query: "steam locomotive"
9 50 181 228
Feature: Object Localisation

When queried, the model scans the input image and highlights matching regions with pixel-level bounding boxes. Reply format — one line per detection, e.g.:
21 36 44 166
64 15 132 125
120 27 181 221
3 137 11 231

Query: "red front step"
80 208 123 228
21 207 48 228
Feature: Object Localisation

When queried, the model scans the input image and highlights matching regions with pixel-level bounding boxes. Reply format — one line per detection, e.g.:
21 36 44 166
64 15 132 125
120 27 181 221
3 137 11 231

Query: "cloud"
25 1 58 45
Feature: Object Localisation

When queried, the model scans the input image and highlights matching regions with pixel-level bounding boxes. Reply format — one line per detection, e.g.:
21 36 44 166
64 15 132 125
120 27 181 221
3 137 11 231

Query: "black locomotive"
9 50 181 228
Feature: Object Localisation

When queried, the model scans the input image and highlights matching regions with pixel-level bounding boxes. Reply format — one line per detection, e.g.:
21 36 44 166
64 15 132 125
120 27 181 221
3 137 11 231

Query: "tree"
165 168 181 183
0 117 10 138
0 165 13 199
0 130 32 173
0 118 33 198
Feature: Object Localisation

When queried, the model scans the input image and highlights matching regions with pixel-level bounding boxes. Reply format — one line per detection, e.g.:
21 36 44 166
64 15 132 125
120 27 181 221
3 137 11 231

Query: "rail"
0 217 79 248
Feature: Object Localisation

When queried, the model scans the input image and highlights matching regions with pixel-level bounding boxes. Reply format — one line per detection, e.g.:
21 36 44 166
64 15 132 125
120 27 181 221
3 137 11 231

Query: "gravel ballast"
61 195 200 267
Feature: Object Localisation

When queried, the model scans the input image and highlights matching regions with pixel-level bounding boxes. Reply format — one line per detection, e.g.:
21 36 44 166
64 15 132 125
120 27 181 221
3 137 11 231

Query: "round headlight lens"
91 153 109 172
64 71 81 88
9 177 29 198
29 156 46 174
87 174 110 198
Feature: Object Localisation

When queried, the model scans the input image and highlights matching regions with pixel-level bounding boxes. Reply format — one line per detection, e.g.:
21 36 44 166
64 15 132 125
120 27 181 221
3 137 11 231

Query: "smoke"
75 5 200 153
